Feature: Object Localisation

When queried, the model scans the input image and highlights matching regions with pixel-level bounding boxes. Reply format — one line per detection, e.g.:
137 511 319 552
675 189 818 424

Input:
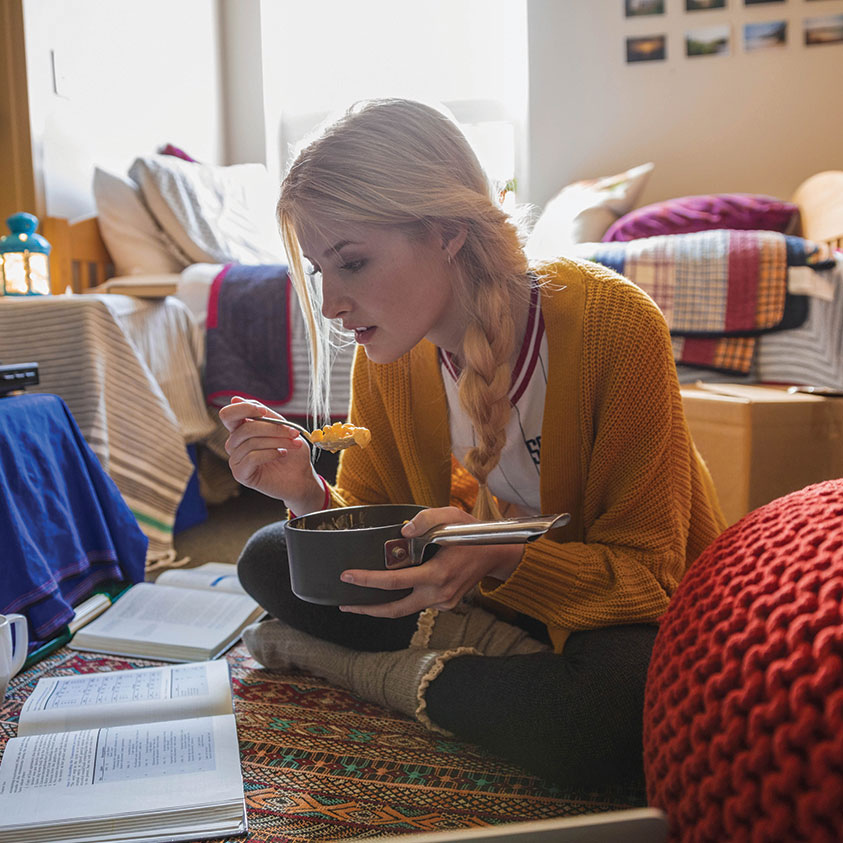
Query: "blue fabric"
0 393 147 648
173 443 207 533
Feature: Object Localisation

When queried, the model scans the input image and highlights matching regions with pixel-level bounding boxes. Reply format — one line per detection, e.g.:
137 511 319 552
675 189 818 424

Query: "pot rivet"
391 547 408 561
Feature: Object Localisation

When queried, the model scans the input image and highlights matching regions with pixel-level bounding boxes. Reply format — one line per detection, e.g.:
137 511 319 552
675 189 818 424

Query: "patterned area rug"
1 644 644 842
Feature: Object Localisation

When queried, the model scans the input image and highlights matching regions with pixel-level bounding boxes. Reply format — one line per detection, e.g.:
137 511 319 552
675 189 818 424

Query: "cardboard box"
680 383 843 526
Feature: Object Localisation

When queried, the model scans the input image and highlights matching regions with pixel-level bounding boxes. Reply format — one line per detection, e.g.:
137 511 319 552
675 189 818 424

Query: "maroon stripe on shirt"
439 285 541 402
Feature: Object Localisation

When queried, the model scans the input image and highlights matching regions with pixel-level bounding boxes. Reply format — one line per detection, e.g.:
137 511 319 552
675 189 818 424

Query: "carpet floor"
2 644 645 842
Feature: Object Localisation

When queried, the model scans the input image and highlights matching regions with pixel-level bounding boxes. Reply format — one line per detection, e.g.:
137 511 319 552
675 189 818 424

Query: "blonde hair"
278 98 530 519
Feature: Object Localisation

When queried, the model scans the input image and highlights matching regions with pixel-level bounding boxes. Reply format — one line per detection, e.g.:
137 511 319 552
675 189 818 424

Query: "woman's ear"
437 222 468 261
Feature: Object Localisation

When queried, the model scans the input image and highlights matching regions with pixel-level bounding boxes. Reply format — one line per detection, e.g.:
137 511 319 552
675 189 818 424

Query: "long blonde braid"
458 287 515 520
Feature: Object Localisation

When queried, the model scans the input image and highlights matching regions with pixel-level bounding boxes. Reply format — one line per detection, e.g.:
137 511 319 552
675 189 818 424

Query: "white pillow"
93 168 189 276
526 162 655 261
129 155 284 265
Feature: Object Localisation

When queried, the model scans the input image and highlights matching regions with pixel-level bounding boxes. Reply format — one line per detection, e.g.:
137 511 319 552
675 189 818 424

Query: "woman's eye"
340 259 365 273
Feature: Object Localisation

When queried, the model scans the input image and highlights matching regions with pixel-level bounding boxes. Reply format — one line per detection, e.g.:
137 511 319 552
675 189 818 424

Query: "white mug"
0 614 28 699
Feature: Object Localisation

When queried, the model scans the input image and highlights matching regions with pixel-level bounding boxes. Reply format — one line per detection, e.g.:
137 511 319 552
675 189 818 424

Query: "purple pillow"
158 143 197 163
603 193 800 242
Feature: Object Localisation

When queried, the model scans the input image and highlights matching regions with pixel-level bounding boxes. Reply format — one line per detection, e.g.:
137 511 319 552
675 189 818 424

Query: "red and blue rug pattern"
1 644 639 842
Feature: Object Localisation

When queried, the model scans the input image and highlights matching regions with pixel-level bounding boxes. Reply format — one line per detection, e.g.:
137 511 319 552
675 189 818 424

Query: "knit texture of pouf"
644 478 843 843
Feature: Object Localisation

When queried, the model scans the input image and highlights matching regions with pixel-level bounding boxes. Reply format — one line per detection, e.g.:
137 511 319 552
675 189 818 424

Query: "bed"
527 165 843 388
11 156 843 566
48 160 843 395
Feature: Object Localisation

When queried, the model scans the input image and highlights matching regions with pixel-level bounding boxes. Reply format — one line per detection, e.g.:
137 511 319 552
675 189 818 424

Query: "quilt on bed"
204 263 293 408
574 230 836 373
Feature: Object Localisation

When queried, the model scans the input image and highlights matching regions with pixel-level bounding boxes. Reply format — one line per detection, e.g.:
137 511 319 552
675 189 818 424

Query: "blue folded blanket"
0 394 147 648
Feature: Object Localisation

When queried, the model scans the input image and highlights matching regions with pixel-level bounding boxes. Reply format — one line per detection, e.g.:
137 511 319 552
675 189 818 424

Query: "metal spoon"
244 415 362 452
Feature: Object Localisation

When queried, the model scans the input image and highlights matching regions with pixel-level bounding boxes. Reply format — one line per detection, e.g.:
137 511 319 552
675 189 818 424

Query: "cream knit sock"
411 604 550 656
242 618 476 731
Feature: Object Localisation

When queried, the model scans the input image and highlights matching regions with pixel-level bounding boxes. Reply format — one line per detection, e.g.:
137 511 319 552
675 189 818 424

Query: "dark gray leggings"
237 520 656 798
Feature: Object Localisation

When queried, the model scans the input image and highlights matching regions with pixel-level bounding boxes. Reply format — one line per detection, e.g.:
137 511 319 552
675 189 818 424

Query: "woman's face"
296 215 466 364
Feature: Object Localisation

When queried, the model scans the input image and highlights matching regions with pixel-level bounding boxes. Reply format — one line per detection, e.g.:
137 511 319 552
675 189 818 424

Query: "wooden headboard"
42 215 113 295
791 171 843 253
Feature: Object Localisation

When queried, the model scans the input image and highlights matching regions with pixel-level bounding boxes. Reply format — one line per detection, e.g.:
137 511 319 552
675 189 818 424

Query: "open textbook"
0 660 247 843
69 563 264 662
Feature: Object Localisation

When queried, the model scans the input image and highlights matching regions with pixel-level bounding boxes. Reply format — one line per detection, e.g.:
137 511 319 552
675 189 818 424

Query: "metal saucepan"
285 504 570 605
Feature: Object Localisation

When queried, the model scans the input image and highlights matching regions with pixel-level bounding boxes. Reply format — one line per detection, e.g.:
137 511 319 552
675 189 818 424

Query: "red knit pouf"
644 479 843 842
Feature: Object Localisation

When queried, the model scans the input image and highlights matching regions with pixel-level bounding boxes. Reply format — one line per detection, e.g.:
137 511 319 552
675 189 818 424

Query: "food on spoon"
309 422 371 452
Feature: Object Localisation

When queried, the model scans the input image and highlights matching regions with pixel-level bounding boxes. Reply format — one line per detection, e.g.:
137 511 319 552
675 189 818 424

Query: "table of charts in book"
0 659 247 843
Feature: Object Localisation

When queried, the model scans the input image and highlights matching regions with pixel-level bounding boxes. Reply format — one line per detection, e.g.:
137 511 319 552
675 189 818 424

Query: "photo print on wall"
625 0 665 16
804 14 843 46
626 34 667 61
686 24 731 56
744 20 787 50
686 0 727 11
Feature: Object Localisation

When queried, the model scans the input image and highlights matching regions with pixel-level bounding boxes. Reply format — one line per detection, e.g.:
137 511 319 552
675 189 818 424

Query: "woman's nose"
320 276 349 321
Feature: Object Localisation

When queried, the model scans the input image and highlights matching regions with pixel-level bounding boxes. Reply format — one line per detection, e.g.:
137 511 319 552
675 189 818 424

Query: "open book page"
18 660 232 737
68 581 263 661
155 562 246 595
0 714 245 837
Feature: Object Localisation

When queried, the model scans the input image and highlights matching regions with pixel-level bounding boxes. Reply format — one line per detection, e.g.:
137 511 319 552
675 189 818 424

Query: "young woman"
219 98 726 794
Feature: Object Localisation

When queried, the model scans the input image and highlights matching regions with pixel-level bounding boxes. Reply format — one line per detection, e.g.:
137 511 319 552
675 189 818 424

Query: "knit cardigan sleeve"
481 259 726 631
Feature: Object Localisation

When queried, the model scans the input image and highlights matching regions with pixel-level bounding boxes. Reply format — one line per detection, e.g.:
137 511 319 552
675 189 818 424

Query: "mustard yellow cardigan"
326 257 726 643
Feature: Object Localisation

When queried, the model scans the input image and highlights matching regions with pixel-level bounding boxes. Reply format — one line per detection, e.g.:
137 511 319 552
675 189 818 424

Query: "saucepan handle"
383 513 570 569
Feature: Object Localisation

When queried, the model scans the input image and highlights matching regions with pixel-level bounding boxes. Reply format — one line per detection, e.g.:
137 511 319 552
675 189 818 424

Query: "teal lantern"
0 212 51 296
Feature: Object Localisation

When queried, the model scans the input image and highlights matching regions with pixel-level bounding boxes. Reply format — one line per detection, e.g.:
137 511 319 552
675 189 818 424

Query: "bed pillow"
525 162 654 260
158 143 197 162
128 155 284 265
93 168 190 276
603 193 801 242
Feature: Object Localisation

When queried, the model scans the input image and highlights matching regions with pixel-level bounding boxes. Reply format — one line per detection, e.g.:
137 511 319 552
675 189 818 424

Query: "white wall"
240 0 529 189
23 0 225 219
526 0 843 208
18 0 843 219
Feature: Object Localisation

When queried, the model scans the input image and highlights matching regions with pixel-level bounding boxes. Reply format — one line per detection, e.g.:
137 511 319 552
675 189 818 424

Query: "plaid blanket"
575 230 836 373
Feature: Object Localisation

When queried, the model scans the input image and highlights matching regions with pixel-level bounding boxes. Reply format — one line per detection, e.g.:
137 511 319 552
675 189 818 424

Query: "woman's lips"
354 327 375 344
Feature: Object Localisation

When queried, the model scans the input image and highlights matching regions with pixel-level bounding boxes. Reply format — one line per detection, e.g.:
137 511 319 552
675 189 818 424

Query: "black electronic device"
0 362 40 396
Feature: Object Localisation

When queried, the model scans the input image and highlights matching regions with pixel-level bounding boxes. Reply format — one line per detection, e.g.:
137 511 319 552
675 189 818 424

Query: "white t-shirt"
441 285 548 515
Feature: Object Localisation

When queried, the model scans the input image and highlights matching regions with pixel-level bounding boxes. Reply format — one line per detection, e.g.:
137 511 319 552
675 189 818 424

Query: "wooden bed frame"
791 170 843 253
42 215 114 295
43 171 843 296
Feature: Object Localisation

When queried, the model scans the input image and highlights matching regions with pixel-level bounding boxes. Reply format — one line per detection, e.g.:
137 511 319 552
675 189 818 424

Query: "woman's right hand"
219 397 326 514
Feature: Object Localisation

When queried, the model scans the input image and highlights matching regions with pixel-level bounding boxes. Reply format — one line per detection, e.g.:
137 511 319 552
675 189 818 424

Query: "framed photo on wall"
626 34 667 61
804 14 843 46
686 24 731 56
625 0 665 16
686 0 727 11
744 20 787 50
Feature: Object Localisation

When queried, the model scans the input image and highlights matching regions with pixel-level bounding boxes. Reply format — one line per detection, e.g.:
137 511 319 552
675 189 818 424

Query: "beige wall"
526 0 843 208
19 0 225 219
7 0 842 221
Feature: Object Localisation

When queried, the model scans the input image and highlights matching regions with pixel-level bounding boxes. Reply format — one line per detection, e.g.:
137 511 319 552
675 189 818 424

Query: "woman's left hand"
338 506 523 618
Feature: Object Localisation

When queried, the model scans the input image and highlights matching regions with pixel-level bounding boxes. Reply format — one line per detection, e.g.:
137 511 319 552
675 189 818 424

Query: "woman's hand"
219 397 325 514
338 506 524 618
